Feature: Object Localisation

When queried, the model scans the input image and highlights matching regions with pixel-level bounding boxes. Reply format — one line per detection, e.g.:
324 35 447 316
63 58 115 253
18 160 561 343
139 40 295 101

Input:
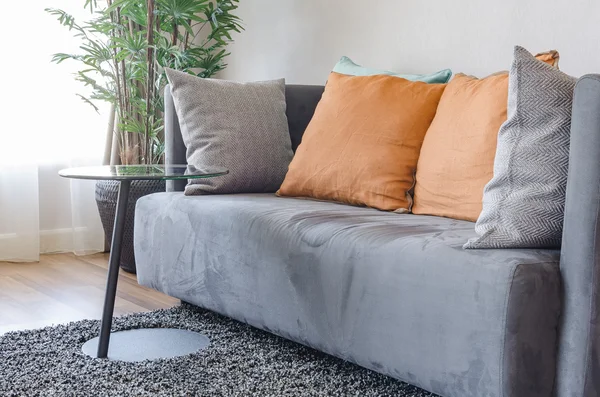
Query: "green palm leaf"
47 0 242 165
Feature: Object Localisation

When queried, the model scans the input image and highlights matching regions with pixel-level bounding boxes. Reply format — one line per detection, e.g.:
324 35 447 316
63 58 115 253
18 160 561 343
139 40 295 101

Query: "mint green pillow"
332 56 452 84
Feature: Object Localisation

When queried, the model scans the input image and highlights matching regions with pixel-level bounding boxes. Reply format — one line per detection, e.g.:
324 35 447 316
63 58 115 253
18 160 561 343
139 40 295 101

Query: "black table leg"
96 179 131 358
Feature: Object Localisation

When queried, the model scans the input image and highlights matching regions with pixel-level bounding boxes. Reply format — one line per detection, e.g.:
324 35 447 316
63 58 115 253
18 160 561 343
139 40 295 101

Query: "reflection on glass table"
59 164 228 181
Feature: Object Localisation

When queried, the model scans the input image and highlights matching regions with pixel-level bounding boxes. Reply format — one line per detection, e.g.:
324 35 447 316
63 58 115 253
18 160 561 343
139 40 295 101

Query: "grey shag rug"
0 304 437 397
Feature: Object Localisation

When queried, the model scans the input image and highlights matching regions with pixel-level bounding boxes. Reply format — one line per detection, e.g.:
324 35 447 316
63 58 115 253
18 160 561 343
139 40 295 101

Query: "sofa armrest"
556 74 600 397
164 84 187 192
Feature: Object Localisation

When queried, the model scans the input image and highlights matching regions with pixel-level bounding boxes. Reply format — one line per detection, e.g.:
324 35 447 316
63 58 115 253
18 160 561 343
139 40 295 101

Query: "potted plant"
48 0 242 272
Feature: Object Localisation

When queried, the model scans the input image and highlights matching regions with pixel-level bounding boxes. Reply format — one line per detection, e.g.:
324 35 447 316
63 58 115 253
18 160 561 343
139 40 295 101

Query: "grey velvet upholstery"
163 84 324 192
555 74 600 397
135 193 560 397
284 84 324 151
141 78 600 397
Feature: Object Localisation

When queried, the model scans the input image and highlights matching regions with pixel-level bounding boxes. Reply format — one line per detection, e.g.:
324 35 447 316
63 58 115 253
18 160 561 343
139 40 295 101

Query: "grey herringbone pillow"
465 46 577 249
165 68 293 195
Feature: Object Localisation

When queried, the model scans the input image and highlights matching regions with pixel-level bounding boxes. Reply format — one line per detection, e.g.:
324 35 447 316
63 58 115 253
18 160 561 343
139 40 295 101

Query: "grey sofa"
134 76 600 397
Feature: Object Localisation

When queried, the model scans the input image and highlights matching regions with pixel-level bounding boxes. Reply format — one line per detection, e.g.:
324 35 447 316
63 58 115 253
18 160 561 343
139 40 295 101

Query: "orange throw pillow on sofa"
412 73 508 221
277 72 446 212
412 51 560 222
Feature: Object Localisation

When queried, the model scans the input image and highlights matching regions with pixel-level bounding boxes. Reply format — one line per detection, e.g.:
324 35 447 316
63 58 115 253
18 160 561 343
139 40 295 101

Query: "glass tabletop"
58 164 229 181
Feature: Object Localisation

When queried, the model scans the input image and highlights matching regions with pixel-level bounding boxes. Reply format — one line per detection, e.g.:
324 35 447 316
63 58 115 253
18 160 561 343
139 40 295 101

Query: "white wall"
220 0 600 84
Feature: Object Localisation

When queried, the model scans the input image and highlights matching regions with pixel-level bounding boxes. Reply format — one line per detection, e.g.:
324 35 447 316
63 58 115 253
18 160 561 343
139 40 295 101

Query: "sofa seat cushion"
135 193 561 397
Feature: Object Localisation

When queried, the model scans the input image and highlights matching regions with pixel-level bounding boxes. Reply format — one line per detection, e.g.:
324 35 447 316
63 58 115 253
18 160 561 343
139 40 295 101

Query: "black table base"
97 180 130 357
58 165 228 361
82 328 210 362
84 180 209 361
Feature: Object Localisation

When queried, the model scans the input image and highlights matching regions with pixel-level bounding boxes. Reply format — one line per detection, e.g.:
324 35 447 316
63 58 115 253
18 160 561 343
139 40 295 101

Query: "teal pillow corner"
332 56 451 84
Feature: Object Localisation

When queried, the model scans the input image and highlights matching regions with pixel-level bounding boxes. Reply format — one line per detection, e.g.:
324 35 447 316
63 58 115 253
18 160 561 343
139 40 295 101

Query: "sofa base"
135 193 561 397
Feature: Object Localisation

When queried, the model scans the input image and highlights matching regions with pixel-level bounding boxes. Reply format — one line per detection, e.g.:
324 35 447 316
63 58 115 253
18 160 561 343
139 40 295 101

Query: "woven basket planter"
95 179 166 273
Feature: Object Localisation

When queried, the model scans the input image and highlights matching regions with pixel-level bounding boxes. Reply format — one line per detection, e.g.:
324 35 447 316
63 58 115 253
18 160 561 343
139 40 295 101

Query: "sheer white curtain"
0 2 107 261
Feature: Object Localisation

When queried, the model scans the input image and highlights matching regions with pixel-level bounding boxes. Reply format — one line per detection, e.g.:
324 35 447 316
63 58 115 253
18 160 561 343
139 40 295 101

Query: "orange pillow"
533 50 560 68
412 51 560 221
277 72 446 212
412 73 508 221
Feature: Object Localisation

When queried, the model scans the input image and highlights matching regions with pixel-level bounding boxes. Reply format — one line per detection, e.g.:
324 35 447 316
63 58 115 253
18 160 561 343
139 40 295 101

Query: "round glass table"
59 165 228 361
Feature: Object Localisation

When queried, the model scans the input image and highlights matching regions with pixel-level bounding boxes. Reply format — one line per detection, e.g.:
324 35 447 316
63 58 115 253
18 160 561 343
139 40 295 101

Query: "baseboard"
39 227 100 254
0 227 103 261
0 233 18 240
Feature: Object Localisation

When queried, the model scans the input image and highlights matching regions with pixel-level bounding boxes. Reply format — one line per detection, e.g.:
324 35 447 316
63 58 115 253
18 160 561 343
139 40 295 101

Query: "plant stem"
171 22 178 46
183 19 191 50
106 0 126 164
146 0 156 164
116 6 131 163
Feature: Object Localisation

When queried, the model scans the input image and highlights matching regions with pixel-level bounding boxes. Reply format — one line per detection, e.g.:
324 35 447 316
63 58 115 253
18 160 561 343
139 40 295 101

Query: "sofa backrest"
284 85 325 151
164 84 324 192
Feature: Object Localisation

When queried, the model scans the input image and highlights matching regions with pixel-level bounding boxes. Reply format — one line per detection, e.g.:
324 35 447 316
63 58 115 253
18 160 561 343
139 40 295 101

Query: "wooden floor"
0 253 179 335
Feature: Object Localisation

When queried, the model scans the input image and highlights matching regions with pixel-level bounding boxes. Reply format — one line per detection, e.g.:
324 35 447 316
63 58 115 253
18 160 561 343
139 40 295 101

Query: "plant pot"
95 179 166 273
